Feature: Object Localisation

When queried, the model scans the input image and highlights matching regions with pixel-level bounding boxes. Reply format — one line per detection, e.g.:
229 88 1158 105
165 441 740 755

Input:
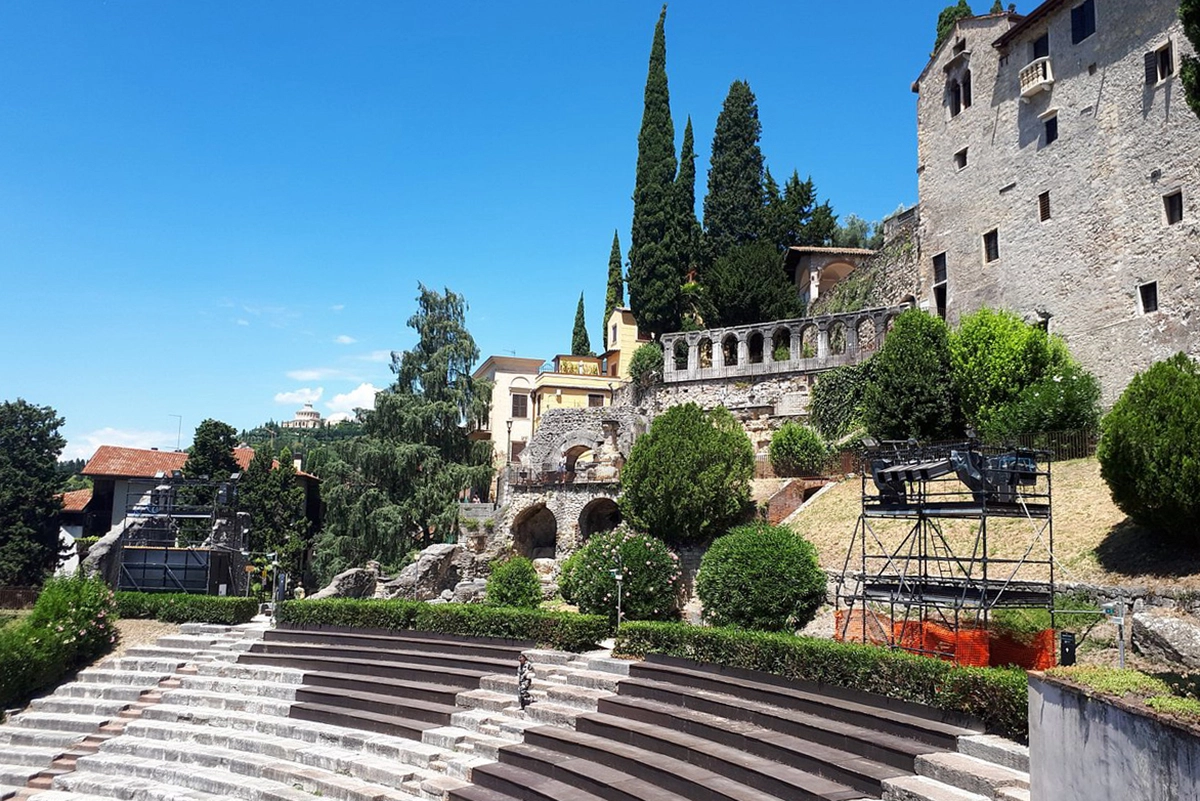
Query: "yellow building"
531 307 649 425
470 355 544 473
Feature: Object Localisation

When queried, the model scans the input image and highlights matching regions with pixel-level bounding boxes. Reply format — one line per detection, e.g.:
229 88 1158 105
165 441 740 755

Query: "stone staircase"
0 622 1032 801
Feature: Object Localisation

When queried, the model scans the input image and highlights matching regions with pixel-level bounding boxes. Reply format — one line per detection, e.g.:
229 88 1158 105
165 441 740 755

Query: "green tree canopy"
619 403 753 543
670 116 702 279
863 310 963 442
603 231 624 350
1181 0 1200 119
0 399 66 586
310 285 493 582
762 171 838 252
628 4 682 337
240 445 309 578
705 241 804 327
571 292 592 356
703 80 765 261
935 1 974 53
184 419 239 480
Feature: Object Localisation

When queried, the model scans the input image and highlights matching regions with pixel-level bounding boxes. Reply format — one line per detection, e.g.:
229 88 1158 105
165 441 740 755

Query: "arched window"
722 335 739 367
748 332 764 364
857 317 878 354
772 328 791 361
674 340 689 371
698 338 713 369
800 325 818 359
829 322 848 356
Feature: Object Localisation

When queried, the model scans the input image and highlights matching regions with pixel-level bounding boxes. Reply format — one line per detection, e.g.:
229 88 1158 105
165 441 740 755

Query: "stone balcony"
660 305 907 384
1019 56 1054 98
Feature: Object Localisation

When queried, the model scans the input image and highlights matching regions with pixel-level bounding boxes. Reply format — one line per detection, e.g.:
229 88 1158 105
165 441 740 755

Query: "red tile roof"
60 488 92 512
82 444 316 482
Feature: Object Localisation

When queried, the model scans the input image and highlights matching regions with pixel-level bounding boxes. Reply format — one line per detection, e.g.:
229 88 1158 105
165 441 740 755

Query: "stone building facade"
914 0 1200 401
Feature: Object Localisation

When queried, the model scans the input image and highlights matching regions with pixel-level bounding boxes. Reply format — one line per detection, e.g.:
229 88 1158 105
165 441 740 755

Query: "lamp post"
609 551 624 628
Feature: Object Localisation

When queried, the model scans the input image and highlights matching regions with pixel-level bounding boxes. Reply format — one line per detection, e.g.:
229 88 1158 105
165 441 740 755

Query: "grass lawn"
789 457 1200 591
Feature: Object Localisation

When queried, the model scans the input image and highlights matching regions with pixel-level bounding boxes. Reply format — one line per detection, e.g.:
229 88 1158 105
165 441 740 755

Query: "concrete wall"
1029 675 1200 800
915 2 1200 402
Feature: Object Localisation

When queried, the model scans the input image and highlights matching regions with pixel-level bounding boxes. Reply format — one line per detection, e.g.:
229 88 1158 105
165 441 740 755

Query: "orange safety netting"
834 609 1056 670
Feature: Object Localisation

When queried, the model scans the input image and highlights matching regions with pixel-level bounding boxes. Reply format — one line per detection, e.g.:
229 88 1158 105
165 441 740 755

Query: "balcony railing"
1019 57 1054 98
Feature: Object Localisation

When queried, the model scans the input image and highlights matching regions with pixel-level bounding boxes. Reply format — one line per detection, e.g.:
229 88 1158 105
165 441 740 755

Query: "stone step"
518 649 575 667
56 768 256 801
519 701 586 727
96 659 186 674
175 677 297 701
21 790 128 801
544 684 612 710
454 690 519 713
884 775 990 801
579 656 632 676
75 672 168 688
0 766 40 786
25 700 130 718
155 690 290 718
915 752 1029 799
192 663 304 685
6 715 110 735
121 646 209 660
563 669 623 692
0 730 87 750
57 684 152 703
996 789 1030 801
124 710 444 770
0 745 66 768
0 785 20 801
956 735 1029 775
73 751 413 801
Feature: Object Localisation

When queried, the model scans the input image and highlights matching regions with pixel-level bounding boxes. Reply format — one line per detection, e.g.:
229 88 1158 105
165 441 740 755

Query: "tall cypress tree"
571 292 592 356
1182 0 1200 120
673 116 702 277
603 231 624 350
703 80 765 262
628 4 681 338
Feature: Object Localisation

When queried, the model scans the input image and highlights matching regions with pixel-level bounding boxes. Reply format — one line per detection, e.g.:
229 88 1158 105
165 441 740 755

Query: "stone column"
817 323 830 360
737 334 749 369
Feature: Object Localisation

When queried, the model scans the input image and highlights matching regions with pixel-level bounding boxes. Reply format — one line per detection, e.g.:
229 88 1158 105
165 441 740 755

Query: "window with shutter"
1038 192 1051 222
1033 33 1050 60
1164 191 1183 225
933 253 947 284
1139 283 1158 314
983 230 1000 263
1071 0 1095 44
962 70 972 108
1044 115 1059 145
1147 43 1174 84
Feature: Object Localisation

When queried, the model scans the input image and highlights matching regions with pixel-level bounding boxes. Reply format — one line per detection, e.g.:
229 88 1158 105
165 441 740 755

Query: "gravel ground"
98 618 182 664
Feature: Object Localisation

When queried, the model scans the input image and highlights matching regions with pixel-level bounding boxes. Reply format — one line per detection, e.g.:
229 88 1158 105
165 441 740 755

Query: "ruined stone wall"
521 406 646 473
809 227 921 316
915 4 1200 403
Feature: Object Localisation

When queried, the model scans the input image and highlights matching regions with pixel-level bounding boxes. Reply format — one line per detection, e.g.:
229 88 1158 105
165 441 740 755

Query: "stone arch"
512 503 557 560
800 324 818 359
579 498 621 540
829 321 848 356
771 327 791 361
856 316 878 354
899 294 916 308
747 331 764 364
722 334 739 367
673 339 689 371
817 260 855 298
698 338 713 369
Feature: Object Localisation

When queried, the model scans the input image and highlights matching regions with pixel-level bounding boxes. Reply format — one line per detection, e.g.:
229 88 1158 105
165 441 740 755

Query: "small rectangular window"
983 229 1000 263
934 283 948 320
933 253 948 284
1038 191 1051 221
1165 190 1184 225
1033 33 1050 60
1071 0 1096 44
1139 282 1159 314
587 394 605 408
1044 114 1059 145
962 70 973 109
509 441 526 463
954 148 968 170
949 80 962 117
511 394 528 419
610 324 618 344
1147 43 1175 84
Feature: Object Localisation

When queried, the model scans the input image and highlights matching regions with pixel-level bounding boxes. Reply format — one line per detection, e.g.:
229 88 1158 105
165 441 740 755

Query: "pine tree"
703 80 765 262
0 399 66 585
990 0 1003 13
1182 0 1200 120
628 4 681 337
571 292 592 356
673 116 702 277
603 231 624 350
934 1 974 53
184 419 239 481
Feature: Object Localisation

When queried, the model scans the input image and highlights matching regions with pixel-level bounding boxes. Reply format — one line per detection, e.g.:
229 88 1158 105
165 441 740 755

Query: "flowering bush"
1 575 118 708
560 525 682 624
485 557 543 609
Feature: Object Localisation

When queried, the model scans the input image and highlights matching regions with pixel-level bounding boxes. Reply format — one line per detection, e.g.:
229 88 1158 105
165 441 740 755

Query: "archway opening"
772 328 791 361
579 498 621 540
857 317 878 354
800 325 818 359
748 332 764 364
698 338 713 369
512 504 557 560
673 340 689 371
829 322 847 356
723 335 739 366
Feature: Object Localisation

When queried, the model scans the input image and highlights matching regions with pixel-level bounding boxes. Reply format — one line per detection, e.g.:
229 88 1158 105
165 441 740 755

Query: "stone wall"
520 405 646 475
1029 674 1200 800
915 3 1200 403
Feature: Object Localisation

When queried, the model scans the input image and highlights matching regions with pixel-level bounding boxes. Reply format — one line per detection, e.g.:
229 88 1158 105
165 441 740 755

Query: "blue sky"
1 1 999 460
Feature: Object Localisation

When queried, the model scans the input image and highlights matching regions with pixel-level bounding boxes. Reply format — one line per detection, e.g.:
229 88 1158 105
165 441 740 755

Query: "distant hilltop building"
282 402 324 430
913 0 1200 401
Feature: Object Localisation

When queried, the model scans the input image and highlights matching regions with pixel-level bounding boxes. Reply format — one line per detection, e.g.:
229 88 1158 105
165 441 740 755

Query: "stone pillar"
737 334 748 368
846 318 860 355
817 323 830 359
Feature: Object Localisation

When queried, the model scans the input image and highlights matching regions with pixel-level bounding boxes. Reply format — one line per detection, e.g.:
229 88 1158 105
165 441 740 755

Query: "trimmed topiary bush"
564 525 682 624
697 523 826 632
486 557 542 609
628 342 664 388
768 422 830 477
114 592 259 625
620 403 754 544
1098 352 1200 538
863 309 962 442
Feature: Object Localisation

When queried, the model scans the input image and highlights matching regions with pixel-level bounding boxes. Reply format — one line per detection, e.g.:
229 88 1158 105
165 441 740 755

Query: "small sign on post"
1060 631 1076 666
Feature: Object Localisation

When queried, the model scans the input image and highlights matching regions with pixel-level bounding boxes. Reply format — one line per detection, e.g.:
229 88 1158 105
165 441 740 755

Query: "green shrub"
768 422 829 477
558 550 583 604
809 362 872 441
114 592 259 625
615 621 1027 741
557 525 681 624
628 342 664 388
620 404 754 543
486 557 542 609
1098 353 1200 538
863 309 963 442
979 361 1100 442
696 523 825 632
275 598 610 652
0 576 118 709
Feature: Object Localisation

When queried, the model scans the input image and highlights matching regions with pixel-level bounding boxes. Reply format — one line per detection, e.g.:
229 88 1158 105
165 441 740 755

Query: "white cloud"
274 387 323 405
326 383 380 415
287 367 355 381
236 319 250 327
356 350 393 363
334 335 357 345
331 304 345 312
326 411 355 424
63 427 177 461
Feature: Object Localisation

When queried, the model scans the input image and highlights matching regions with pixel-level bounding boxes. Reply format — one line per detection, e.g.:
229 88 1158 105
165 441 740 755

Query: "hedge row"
615 621 1029 742
1 576 117 710
115 592 259 625
277 598 611 653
